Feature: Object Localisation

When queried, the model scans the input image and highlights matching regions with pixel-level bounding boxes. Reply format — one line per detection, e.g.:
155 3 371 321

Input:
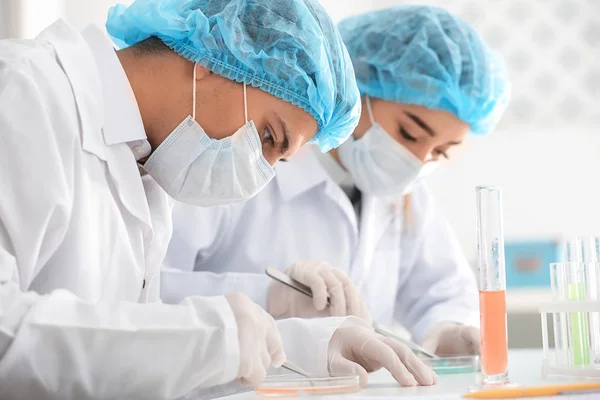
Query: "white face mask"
337 96 437 196
143 65 275 206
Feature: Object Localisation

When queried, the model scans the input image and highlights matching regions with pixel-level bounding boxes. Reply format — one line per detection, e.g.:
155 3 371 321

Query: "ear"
194 64 211 81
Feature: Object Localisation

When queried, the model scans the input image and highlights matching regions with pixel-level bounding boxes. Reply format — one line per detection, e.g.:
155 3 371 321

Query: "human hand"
421 323 480 356
328 324 437 387
266 261 371 324
225 292 286 387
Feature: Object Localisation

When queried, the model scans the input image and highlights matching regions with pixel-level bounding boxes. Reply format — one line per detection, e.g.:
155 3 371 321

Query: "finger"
329 354 369 387
420 334 439 355
357 295 373 325
245 351 268 388
384 337 436 386
319 268 346 316
260 347 271 372
290 263 328 311
331 268 366 320
360 337 417 386
265 312 286 367
237 353 257 387
462 326 481 355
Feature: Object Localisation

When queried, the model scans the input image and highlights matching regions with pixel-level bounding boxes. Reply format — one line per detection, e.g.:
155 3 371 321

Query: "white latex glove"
421 323 481 356
328 323 437 387
225 293 286 387
267 261 372 324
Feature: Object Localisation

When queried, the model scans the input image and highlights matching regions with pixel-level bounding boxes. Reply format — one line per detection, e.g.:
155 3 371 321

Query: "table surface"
221 349 595 399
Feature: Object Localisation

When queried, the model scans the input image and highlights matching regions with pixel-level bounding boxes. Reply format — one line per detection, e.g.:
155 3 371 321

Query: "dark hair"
130 36 170 57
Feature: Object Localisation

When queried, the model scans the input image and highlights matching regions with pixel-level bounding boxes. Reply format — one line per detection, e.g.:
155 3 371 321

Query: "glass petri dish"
424 355 480 374
255 374 360 397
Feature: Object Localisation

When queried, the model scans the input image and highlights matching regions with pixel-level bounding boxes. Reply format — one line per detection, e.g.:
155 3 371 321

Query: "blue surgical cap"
338 6 510 135
106 0 361 152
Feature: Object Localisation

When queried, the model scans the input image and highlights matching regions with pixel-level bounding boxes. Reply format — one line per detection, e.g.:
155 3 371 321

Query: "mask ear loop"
243 83 249 124
365 95 376 125
192 63 197 121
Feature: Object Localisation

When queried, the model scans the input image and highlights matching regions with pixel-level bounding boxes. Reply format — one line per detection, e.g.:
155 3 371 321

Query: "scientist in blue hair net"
163 3 511 384
0 0 365 398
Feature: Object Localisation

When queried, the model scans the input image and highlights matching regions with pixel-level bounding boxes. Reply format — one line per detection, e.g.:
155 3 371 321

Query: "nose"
261 145 280 166
410 145 431 163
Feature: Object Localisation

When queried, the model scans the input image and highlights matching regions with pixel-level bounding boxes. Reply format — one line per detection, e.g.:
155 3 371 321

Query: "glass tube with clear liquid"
476 186 509 384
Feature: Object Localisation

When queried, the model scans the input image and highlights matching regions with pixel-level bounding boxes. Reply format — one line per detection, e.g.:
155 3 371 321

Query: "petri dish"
255 374 360 397
423 355 480 374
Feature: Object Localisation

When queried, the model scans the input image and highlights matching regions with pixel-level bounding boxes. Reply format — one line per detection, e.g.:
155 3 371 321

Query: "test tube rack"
540 300 600 379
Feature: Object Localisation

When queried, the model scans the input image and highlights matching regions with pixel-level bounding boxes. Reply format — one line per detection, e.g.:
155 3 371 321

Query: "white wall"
427 128 600 264
62 0 133 31
318 0 389 22
3 0 63 38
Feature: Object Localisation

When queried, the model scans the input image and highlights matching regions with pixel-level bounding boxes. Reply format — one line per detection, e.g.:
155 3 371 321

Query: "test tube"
550 263 568 365
476 186 508 384
581 237 600 365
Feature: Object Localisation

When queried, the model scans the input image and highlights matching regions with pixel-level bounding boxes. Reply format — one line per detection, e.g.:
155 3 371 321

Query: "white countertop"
217 349 595 399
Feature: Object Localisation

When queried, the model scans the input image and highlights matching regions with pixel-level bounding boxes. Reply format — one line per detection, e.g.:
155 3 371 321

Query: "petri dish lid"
255 374 360 397
423 355 480 374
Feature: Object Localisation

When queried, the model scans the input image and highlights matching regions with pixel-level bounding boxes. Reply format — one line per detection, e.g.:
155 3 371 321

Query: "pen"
463 382 600 398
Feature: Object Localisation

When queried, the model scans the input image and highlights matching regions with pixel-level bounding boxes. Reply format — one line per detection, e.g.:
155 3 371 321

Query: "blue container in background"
505 240 563 288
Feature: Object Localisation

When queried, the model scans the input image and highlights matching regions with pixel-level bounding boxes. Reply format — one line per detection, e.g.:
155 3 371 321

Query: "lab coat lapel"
276 147 359 239
45 20 153 230
322 181 359 239
352 194 403 285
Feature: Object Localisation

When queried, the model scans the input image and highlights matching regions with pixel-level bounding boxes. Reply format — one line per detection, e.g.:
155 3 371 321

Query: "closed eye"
434 149 449 160
400 127 417 142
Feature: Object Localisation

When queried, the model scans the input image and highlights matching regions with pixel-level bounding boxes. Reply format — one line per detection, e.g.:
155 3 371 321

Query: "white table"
220 349 592 399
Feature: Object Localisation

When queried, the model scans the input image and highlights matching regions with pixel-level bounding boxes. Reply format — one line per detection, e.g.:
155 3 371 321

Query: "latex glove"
421 323 481 356
328 324 437 387
225 293 286 387
267 261 372 324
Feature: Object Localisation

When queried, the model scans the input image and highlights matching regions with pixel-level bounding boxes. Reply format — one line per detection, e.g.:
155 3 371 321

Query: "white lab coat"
163 146 479 342
0 21 344 400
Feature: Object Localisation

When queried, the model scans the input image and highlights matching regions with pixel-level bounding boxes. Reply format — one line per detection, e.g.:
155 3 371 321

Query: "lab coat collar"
274 146 331 202
37 20 105 160
80 25 149 152
275 146 360 242
43 20 153 230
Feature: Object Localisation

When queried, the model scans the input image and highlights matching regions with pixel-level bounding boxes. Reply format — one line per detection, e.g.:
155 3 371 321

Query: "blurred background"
2 0 599 347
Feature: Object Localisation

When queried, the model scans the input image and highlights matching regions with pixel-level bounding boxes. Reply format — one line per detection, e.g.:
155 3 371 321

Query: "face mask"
143 65 275 206
337 96 437 196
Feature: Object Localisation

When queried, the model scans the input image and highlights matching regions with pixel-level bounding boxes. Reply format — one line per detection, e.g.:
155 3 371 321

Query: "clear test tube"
564 260 591 366
550 263 568 365
476 186 508 384
565 237 583 263
581 237 600 365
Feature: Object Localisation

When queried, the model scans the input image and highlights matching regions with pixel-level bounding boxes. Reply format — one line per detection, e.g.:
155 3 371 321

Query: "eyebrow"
405 112 436 137
274 113 291 156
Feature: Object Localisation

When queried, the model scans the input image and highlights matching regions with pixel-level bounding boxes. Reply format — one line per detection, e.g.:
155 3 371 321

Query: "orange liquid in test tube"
480 290 508 375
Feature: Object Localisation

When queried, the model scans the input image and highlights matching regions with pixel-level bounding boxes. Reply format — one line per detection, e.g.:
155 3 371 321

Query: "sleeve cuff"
214 296 240 384
183 295 240 385
276 317 349 375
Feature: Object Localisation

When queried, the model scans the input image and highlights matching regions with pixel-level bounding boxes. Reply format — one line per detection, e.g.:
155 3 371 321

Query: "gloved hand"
267 261 372 324
328 323 437 387
225 292 286 387
421 323 481 356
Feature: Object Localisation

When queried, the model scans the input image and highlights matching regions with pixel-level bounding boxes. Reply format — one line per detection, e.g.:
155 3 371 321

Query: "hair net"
338 5 510 135
106 0 360 152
